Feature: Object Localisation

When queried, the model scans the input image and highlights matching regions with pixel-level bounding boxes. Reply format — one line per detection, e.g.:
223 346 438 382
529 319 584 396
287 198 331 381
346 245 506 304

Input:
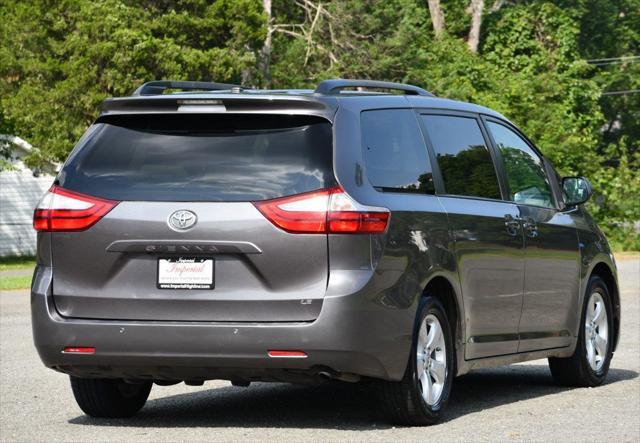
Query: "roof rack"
132 80 245 96
130 79 433 97
315 79 433 96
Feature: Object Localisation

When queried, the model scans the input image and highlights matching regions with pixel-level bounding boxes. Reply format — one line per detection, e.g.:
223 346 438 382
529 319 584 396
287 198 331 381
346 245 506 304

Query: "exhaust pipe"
314 368 360 383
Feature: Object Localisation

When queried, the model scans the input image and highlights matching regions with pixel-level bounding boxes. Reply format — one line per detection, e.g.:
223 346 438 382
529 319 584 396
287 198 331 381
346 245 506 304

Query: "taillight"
253 186 389 234
327 191 390 233
33 186 118 232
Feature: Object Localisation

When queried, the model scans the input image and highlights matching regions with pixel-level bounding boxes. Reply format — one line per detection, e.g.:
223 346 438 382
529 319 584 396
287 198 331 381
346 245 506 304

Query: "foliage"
0 275 32 291
0 255 36 272
0 0 638 249
0 0 265 162
588 139 640 250
0 139 14 170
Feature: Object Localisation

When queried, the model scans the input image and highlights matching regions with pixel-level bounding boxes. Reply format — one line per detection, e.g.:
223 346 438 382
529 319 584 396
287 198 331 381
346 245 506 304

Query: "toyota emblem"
168 210 197 231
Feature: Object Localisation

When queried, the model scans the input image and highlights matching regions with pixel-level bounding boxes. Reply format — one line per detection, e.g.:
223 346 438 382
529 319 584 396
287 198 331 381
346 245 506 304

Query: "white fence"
0 171 54 257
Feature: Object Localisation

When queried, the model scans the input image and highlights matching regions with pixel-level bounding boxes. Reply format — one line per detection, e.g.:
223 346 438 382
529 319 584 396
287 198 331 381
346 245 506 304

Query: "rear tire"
70 376 152 418
548 276 613 387
379 296 454 426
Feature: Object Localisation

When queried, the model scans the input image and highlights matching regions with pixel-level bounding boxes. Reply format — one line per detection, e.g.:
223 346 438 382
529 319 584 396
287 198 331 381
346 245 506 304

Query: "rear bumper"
31 266 415 382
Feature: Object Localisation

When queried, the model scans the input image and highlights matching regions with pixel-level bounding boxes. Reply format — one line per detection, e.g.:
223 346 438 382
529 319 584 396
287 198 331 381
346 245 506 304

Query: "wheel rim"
416 314 447 406
585 292 608 371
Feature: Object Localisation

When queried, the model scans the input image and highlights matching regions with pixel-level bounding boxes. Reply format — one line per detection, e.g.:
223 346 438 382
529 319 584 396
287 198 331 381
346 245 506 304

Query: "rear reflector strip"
62 347 96 354
267 350 308 358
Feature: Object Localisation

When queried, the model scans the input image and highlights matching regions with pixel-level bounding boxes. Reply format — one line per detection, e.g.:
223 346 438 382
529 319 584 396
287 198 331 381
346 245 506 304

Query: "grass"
0 275 32 291
0 256 36 272
614 251 640 260
0 256 35 291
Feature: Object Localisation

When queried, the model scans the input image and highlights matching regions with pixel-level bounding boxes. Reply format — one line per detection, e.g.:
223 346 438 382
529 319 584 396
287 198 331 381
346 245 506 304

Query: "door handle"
522 217 538 238
504 214 521 237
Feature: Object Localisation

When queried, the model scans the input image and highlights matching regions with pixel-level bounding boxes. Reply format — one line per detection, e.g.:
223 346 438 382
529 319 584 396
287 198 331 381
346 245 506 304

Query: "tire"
379 296 455 426
70 376 152 418
548 275 614 387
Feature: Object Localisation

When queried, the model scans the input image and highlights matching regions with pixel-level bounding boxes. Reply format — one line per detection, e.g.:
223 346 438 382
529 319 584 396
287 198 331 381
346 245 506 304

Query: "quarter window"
486 121 555 209
421 115 501 200
361 109 434 194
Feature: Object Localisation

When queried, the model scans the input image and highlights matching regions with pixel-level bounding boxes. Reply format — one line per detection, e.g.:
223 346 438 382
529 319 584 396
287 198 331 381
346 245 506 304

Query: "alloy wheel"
585 292 608 371
416 314 447 406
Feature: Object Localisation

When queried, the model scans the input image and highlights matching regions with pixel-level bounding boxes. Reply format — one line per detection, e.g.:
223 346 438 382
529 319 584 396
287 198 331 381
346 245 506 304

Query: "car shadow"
446 364 637 421
68 365 638 430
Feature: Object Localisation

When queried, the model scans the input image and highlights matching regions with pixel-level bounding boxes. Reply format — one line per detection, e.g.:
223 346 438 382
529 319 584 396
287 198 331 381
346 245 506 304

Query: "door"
485 119 580 352
420 113 525 359
50 113 335 322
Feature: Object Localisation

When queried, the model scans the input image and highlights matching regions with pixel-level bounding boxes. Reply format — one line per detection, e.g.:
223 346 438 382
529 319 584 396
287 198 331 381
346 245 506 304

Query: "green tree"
1 0 638 248
0 0 265 164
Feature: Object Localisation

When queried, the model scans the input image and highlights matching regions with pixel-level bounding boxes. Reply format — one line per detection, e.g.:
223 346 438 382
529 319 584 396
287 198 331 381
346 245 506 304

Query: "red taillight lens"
33 186 118 232
253 186 389 234
327 190 390 233
253 188 331 234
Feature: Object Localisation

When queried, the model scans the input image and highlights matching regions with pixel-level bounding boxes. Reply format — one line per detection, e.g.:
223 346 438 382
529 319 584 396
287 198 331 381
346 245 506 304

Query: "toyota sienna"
31 79 620 425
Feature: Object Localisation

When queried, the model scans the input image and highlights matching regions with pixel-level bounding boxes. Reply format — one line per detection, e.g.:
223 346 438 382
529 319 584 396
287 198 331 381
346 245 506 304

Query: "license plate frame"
157 257 215 290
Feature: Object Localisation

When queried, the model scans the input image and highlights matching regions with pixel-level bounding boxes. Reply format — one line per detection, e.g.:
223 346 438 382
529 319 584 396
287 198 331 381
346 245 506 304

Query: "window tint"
361 109 434 194
487 121 555 209
58 114 335 202
421 115 501 199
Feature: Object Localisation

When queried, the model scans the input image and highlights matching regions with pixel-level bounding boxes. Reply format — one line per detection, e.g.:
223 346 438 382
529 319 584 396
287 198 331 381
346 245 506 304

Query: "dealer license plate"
157 257 214 290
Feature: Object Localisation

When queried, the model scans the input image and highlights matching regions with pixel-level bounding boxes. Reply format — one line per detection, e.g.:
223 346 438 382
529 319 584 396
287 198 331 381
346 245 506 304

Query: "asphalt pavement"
1 258 638 442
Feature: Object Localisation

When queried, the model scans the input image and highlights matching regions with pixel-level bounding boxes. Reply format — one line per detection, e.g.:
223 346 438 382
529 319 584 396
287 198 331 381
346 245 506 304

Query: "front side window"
421 115 501 200
486 121 555 209
361 109 434 194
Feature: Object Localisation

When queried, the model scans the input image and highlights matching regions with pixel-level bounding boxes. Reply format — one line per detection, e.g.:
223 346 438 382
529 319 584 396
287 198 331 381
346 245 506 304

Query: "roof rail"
132 80 245 96
315 79 433 96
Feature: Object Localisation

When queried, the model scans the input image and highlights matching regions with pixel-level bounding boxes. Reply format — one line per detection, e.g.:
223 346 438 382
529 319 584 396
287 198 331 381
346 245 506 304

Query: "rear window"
58 114 335 201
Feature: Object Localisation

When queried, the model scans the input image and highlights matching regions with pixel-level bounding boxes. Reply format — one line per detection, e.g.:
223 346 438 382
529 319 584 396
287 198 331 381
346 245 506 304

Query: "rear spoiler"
101 95 336 120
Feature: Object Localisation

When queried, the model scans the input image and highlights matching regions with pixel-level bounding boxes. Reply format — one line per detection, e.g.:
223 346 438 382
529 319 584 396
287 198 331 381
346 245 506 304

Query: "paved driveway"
1 259 638 442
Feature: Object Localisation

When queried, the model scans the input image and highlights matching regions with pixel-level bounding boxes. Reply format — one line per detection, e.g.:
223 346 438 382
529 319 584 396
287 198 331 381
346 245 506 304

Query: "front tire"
548 275 614 387
70 376 152 418
379 297 454 425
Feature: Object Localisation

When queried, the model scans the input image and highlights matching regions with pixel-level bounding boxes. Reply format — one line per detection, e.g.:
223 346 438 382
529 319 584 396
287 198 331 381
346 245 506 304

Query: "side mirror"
562 176 592 206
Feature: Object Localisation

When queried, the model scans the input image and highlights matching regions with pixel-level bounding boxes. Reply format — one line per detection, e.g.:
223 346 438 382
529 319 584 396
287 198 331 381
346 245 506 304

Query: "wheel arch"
421 275 464 376
590 261 621 351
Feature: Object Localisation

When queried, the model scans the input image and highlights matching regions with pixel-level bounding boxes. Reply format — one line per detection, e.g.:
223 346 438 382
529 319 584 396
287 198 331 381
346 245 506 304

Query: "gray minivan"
31 79 620 425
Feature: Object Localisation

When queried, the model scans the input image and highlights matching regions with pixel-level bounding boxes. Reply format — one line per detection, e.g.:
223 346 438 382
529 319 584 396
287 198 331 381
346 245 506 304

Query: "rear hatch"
48 112 335 322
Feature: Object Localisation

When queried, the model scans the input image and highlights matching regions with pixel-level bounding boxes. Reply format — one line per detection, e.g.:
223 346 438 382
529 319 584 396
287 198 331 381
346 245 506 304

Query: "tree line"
0 0 638 249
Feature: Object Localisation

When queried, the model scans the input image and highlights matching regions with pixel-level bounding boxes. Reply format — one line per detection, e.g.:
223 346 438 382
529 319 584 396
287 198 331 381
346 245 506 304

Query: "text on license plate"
157 257 214 290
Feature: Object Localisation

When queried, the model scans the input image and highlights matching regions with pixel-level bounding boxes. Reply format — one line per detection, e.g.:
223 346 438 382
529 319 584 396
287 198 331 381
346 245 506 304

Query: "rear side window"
58 114 335 201
421 115 501 200
361 109 434 194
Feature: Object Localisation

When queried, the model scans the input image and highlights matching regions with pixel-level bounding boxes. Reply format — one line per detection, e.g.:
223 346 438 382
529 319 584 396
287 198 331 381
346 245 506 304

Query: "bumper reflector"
62 347 96 354
267 350 307 358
